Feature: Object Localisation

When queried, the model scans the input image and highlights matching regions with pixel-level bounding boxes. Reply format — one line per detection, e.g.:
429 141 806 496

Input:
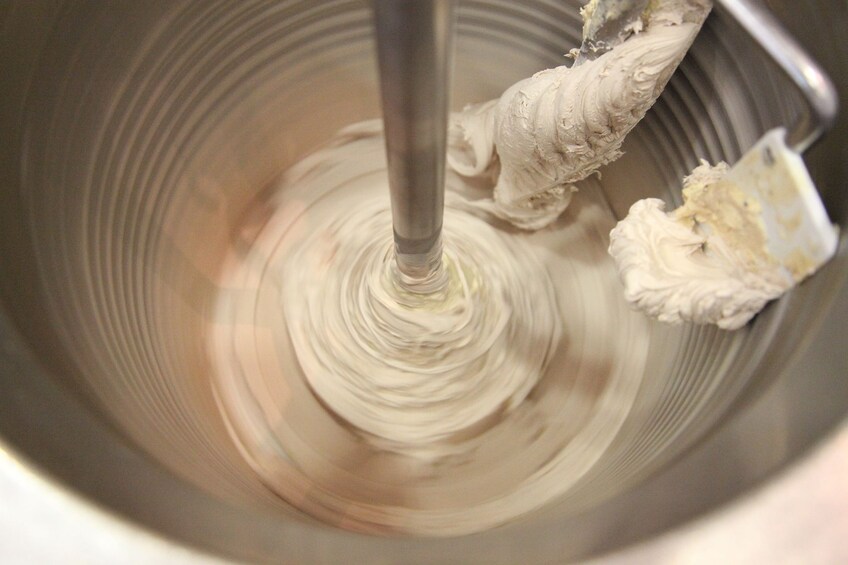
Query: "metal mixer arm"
716 0 838 153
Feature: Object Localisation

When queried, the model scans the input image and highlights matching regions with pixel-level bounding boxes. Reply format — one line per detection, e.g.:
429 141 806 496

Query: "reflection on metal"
716 0 838 152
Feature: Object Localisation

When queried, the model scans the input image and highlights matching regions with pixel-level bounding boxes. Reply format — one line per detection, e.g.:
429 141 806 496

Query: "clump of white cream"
448 0 713 230
608 161 793 330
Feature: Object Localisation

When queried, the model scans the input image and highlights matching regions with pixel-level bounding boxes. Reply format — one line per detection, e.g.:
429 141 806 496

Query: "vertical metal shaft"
373 0 455 281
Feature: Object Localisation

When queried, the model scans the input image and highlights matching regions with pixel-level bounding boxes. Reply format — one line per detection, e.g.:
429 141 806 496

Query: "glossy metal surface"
715 0 838 151
374 0 455 279
0 0 846 562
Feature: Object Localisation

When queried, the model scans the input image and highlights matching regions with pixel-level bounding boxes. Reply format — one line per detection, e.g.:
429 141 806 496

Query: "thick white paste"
208 0 726 535
608 161 792 330
448 0 712 230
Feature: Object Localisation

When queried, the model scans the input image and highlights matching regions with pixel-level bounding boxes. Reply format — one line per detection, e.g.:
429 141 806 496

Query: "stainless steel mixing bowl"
1 0 846 562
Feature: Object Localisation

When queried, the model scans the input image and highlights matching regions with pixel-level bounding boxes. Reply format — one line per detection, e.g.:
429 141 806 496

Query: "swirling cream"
209 121 652 535
281 194 560 459
208 0 722 534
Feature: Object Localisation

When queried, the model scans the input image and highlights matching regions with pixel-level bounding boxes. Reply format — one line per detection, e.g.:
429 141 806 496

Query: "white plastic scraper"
725 128 838 283
711 0 840 280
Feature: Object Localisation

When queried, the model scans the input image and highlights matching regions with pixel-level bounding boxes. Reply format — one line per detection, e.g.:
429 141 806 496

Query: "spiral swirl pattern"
282 196 560 458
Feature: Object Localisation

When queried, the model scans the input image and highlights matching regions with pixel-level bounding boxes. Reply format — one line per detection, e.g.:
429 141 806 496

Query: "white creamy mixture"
208 0 724 535
282 185 560 460
210 123 650 534
449 0 712 229
271 0 714 466
609 162 792 329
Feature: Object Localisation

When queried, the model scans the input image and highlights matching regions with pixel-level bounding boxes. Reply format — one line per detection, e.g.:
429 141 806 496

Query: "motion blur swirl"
282 189 560 459
210 121 654 535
